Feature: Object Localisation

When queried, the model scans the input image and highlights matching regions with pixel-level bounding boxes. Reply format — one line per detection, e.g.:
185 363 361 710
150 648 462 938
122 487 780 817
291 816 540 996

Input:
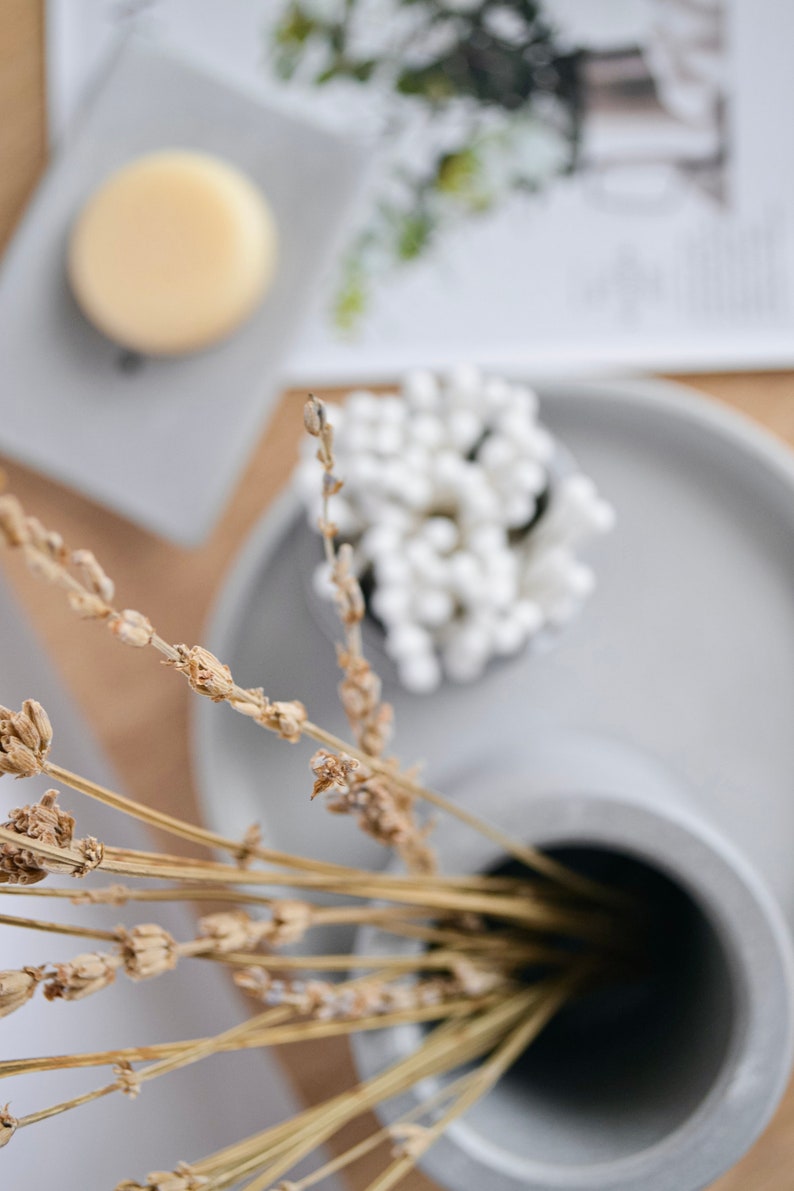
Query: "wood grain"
0 6 793 1188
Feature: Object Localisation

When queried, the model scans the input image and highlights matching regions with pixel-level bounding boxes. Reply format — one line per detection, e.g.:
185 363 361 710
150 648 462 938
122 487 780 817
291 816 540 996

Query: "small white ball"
378 395 406 423
448 408 483 453
399 652 442 694
446 363 483 406
483 376 512 410
511 459 546 495
374 554 411 586
514 599 544 634
504 493 535 529
400 474 435 511
403 369 440 410
344 421 374 453
492 614 528 656
467 524 505 556
374 422 404 456
510 383 540 418
422 516 459 554
312 562 335 601
485 573 518 611
346 389 379 419
478 434 515 471
360 524 404 559
414 588 455 628
371 585 413 625
386 622 434 660
347 454 379 487
410 414 446 450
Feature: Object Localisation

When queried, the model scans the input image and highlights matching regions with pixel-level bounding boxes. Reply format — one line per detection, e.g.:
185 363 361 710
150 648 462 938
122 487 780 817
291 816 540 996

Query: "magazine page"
45 0 794 382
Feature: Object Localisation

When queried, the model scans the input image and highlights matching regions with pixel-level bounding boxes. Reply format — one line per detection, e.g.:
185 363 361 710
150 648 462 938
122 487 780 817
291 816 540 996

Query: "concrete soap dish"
0 38 367 544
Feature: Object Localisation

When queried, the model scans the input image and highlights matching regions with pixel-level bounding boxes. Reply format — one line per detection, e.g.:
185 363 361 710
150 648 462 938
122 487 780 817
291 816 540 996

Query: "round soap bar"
68 150 277 355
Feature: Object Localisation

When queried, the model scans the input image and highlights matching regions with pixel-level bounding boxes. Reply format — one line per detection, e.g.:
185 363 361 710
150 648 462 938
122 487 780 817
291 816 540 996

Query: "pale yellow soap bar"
68 150 277 355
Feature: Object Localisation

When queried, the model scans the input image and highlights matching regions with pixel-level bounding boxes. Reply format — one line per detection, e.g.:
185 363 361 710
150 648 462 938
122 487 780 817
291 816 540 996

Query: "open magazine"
47 0 794 383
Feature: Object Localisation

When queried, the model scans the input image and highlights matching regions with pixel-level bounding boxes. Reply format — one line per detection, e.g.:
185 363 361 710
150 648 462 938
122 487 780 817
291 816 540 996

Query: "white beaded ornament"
297 368 614 693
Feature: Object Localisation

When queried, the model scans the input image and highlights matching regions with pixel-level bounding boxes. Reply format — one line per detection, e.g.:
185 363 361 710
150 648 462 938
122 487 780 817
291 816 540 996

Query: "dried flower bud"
331 545 365 627
73 836 104 877
22 543 64 584
228 687 268 720
0 967 44 1017
116 1165 207 1191
26 517 66 561
0 1103 18 1149
310 749 359 800
0 701 52 776
0 494 30 546
235 822 261 868
170 646 234 702
198 911 264 954
71 548 115 602
68 590 113 620
22 700 52 754
316 516 338 539
1 790 76 884
117 924 177 981
450 958 503 997
71 883 129 906
109 609 154 648
44 952 120 1001
303 394 325 437
268 900 313 946
258 700 307 743
322 471 343 498
114 1061 141 1100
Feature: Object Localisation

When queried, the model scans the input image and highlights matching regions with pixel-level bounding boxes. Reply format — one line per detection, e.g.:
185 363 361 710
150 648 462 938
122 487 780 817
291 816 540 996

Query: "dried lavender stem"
362 972 578 1191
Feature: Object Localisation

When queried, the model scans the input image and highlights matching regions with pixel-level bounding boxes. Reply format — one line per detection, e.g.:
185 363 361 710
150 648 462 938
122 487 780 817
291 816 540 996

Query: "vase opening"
452 844 738 1169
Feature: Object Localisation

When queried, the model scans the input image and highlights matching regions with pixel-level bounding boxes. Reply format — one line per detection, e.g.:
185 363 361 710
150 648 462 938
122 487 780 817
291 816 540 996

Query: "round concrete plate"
193 378 794 933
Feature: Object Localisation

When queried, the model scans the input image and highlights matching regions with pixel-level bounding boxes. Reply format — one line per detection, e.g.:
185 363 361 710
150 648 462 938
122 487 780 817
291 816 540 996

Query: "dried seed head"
71 883 130 906
258 700 307 743
108 609 154 648
25 516 67 561
0 700 52 776
228 686 268 720
331 544 365 627
267 900 313 946
198 911 265 954
0 967 44 1017
68 590 113 620
22 543 63 584
0 494 30 546
235 822 261 868
1 790 76 884
71 548 115 603
44 952 121 1001
22 700 52 753
114 1061 142 1100
116 1166 207 1191
170 646 234 702
73 836 104 877
117 924 177 981
310 749 359 800
0 1103 18 1149
303 394 325 437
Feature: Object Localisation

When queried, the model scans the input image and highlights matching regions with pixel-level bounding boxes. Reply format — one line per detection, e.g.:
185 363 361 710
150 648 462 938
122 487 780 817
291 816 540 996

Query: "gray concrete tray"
193 377 794 934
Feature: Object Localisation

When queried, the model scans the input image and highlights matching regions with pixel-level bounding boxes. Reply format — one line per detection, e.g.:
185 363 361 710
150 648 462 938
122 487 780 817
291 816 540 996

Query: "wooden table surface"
2 5 794 1189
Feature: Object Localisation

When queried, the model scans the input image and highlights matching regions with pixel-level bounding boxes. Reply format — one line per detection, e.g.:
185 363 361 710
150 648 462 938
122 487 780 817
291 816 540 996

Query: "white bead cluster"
296 366 614 693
